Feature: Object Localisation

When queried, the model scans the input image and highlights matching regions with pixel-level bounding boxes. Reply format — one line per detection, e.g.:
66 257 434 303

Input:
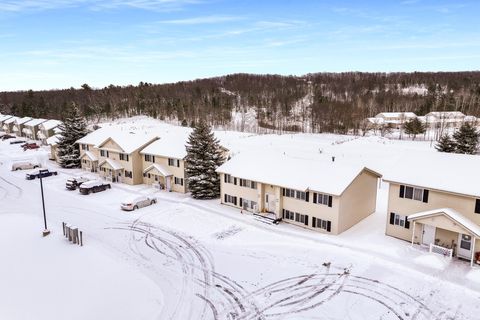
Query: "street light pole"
39 169 50 237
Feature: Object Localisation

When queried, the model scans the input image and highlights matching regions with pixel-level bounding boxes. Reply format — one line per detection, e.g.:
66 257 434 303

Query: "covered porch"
80 151 99 173
99 158 124 183
143 163 173 191
408 208 480 267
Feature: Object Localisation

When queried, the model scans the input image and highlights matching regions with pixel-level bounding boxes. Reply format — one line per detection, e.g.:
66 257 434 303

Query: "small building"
3 116 19 134
46 134 61 162
374 112 417 128
425 111 466 128
0 114 12 130
216 153 381 235
76 127 113 173
22 118 46 140
13 117 32 137
38 119 62 145
384 153 480 266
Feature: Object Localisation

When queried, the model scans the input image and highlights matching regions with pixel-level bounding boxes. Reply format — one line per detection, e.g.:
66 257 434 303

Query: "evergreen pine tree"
435 134 456 153
57 105 88 168
404 118 426 140
185 121 225 199
453 122 480 154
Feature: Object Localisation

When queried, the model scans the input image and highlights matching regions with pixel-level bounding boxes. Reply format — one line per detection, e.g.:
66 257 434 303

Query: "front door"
457 234 473 259
265 193 276 213
422 224 436 246
166 177 171 191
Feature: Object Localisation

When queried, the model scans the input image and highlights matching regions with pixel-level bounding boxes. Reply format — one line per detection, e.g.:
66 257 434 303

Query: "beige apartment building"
216 154 381 235
23 118 46 140
0 114 12 129
13 117 32 136
3 116 19 133
38 119 62 145
385 154 480 266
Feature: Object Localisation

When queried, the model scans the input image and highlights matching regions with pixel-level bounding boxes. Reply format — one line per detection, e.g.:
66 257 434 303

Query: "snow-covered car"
11 161 40 171
66 177 91 190
10 139 26 145
23 143 40 151
26 169 58 180
121 195 157 211
78 180 111 195
2 134 15 140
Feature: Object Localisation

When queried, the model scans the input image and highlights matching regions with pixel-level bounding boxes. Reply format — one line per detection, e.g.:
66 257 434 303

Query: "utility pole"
39 169 50 237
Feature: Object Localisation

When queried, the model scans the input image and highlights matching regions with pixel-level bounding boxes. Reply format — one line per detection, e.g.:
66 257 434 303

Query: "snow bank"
413 253 450 270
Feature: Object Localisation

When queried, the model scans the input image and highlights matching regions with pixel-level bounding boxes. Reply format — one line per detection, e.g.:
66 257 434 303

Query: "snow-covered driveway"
1 140 480 320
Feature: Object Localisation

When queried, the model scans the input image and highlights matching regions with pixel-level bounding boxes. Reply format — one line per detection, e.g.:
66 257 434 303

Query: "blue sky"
0 0 479 91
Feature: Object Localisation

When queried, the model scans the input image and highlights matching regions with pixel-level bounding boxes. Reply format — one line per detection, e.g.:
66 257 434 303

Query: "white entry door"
265 193 276 213
422 225 436 246
166 177 171 191
457 234 473 259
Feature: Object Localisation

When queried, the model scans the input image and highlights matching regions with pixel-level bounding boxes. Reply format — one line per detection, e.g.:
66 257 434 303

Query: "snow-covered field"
1 117 480 320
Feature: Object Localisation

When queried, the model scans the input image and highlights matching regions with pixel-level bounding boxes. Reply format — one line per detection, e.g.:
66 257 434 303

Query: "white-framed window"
168 158 180 167
282 209 295 221
400 185 428 203
295 212 307 223
389 212 409 228
174 177 184 186
119 153 129 161
312 217 331 232
283 188 307 200
82 144 89 151
241 199 258 211
144 154 155 162
314 193 332 207
224 194 237 205
224 174 233 184
239 179 257 189
124 170 132 178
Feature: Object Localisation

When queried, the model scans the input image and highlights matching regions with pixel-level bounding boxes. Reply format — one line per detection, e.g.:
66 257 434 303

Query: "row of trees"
436 123 479 154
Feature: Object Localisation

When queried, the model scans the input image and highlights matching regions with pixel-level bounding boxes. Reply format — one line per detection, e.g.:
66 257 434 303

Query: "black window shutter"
295 213 299 222
313 193 317 204
305 192 309 202
328 196 333 207
389 212 395 225
224 194 227 203
304 215 309 226
234 178 237 185
177 159 180 167
475 199 480 214
224 174 227 183
312 217 317 228
282 188 285 196
282 209 285 218
327 221 331 232
422 189 429 203
239 198 243 207
399 185 405 198
153 156 155 163
234 197 237 206
181 178 184 186
405 217 410 229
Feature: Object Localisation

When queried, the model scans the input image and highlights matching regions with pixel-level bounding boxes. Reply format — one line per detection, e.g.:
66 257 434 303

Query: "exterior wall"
337 171 378 233
220 174 261 211
98 149 135 185
386 182 480 242
79 144 100 172
142 154 187 193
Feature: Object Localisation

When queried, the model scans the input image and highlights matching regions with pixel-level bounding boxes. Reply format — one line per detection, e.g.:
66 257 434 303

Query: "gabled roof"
0 115 12 122
408 208 480 238
426 111 465 118
140 131 190 159
15 117 32 125
376 112 417 118
24 118 46 127
80 151 98 162
99 158 123 170
39 119 62 130
383 152 480 198
96 132 159 154
46 134 60 146
143 163 172 176
216 152 381 196
4 116 19 124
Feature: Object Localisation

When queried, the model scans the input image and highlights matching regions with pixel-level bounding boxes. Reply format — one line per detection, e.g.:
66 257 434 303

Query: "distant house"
216 154 381 234
384 154 480 266
12 117 32 137
374 112 417 129
38 119 62 145
3 116 19 133
23 118 46 140
0 114 12 130
425 111 466 128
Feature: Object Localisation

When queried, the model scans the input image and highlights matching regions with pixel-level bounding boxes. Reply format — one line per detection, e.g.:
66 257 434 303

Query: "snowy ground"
1 118 480 320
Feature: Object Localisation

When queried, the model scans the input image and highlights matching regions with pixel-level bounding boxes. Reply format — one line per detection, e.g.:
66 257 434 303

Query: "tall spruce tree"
404 118 426 140
453 122 479 154
435 134 456 153
57 105 88 168
185 121 225 199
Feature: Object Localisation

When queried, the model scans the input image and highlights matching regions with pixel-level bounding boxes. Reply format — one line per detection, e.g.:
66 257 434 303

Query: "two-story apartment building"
12 117 32 136
216 153 381 235
22 118 46 140
0 114 12 129
3 116 18 133
384 154 480 266
94 132 159 185
375 112 417 129
139 135 189 193
38 119 62 145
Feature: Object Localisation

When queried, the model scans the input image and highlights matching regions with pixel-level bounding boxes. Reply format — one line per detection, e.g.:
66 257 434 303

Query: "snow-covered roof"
22 128 32 134
99 158 123 170
408 208 480 238
15 117 32 125
376 112 417 119
140 131 190 159
46 134 60 146
39 119 62 131
383 152 480 198
216 152 381 196
426 111 465 118
24 118 46 127
0 114 12 122
96 132 159 154
143 163 172 176
4 116 19 124
366 117 384 124
80 151 98 162
464 115 477 122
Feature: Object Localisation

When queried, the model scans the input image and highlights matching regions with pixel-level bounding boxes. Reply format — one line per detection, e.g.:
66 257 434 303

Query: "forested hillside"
1 72 480 134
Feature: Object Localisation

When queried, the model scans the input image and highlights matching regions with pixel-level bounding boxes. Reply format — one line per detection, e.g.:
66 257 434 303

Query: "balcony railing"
429 243 453 258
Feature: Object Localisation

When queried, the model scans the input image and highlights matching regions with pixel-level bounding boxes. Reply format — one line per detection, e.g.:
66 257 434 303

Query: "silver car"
121 195 157 211
12 161 40 171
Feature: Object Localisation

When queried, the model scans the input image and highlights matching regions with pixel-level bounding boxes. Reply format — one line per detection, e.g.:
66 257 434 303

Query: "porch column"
471 236 476 267
411 221 416 245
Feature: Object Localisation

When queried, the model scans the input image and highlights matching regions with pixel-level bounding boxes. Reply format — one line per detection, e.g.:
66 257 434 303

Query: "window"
168 158 180 167
294 212 309 225
241 199 258 211
475 199 480 214
283 188 308 201
174 177 184 186
119 153 129 161
312 217 332 232
282 209 295 221
239 179 257 189
313 193 333 207
399 185 428 203
124 170 132 178
389 212 410 229
224 194 237 205
224 174 233 184
82 144 89 151
100 150 105 157
144 154 155 162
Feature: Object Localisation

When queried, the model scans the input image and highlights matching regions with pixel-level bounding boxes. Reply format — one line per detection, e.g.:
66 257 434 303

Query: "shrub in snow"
435 134 456 153
404 118 426 140
185 121 225 199
452 122 479 154
57 104 88 168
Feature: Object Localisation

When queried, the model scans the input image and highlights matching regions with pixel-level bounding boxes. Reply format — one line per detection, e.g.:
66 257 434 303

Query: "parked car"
121 195 157 211
1 134 15 140
23 143 40 151
66 177 91 190
78 180 111 195
12 161 40 171
26 169 58 180
10 139 26 145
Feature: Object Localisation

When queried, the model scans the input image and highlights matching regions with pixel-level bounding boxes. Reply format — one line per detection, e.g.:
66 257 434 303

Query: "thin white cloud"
158 15 242 25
